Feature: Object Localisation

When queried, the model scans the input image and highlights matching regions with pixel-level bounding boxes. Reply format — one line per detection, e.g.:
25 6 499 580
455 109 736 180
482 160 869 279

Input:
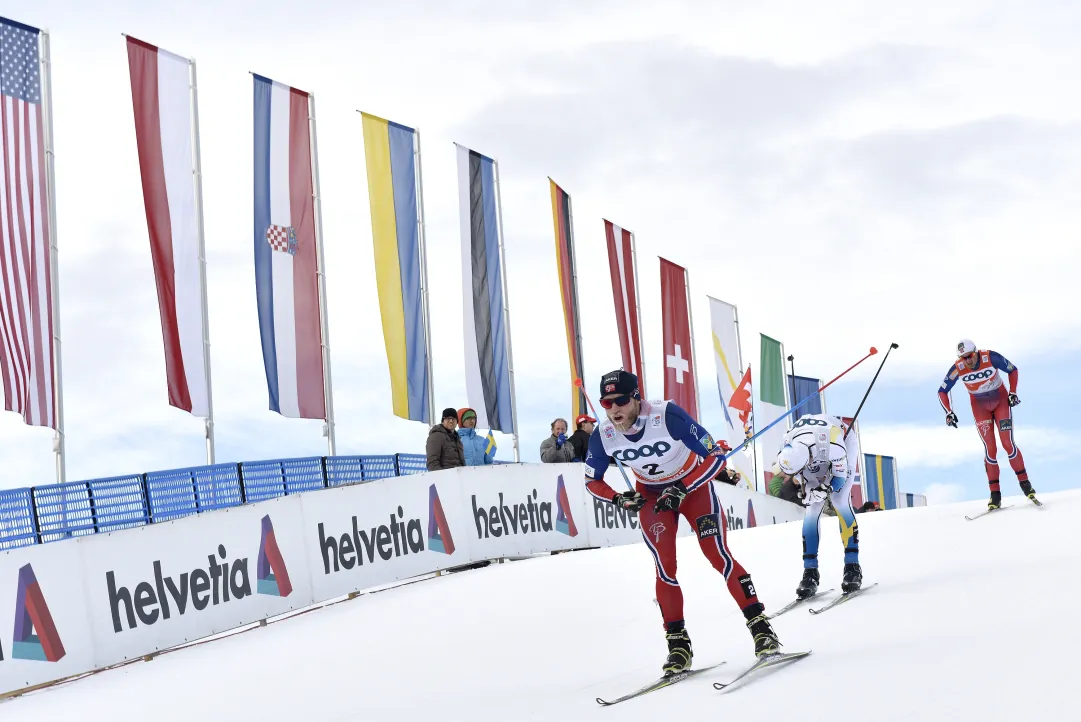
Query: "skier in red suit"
938 339 1038 509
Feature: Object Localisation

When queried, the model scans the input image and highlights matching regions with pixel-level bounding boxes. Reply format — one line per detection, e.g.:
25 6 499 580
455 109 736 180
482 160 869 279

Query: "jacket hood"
458 426 478 438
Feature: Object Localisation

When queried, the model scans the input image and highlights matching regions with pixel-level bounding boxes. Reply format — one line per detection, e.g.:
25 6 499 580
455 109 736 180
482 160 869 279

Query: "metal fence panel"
33 482 95 541
282 457 325 494
325 456 364 487
362 455 397 481
395 453 427 476
145 468 198 522
0 488 37 550
192 464 243 511
240 460 287 503
87 474 148 533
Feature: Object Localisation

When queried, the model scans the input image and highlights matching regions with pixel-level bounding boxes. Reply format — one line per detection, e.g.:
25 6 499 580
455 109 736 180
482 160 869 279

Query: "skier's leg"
637 488 683 628
682 482 761 614
993 390 1030 489
971 397 999 494
802 495 827 568
830 474 859 565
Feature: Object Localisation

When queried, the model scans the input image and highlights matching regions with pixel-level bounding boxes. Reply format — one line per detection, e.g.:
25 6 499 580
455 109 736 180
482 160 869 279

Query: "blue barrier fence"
0 452 483 551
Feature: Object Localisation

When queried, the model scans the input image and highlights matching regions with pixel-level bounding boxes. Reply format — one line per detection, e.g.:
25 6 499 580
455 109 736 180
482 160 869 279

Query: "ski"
808 582 879 615
767 589 835 619
1028 497 1043 507
965 505 1012 521
712 651 811 692
596 661 726 706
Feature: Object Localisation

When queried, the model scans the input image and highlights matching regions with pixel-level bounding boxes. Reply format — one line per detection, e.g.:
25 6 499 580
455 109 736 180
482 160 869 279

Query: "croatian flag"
253 75 325 419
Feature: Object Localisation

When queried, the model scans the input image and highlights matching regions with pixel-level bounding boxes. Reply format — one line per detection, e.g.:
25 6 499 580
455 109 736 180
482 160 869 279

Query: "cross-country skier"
583 370 781 677
938 339 1038 509
775 414 862 600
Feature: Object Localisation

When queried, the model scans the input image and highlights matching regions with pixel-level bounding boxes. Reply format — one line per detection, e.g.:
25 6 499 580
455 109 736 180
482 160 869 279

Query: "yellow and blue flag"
362 113 431 423
863 453 899 510
485 430 498 456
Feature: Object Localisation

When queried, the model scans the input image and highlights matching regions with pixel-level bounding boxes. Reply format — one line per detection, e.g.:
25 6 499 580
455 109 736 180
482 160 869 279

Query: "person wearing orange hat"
457 408 496 466
568 413 596 462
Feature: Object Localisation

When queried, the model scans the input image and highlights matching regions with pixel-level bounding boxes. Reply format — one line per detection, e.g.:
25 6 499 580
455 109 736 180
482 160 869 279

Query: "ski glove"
807 486 830 505
654 483 688 514
613 490 647 512
945 411 958 428
1008 393 1020 407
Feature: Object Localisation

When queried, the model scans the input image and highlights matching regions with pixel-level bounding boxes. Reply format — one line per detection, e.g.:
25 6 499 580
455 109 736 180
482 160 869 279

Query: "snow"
4 490 1078 721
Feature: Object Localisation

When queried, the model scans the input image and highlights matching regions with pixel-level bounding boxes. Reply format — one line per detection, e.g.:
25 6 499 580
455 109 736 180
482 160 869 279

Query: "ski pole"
843 343 899 440
723 346 879 461
574 378 635 491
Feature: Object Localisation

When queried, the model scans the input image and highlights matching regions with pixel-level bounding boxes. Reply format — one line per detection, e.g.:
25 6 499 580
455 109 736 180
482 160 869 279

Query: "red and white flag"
0 18 57 429
126 37 210 417
603 220 646 395
659 257 698 418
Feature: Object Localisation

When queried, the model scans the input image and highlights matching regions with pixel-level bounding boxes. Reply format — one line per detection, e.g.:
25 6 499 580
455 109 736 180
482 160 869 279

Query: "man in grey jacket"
540 418 575 463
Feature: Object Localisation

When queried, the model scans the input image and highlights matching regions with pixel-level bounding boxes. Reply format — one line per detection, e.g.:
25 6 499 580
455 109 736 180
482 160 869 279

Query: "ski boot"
662 623 693 676
841 563 863 594
796 567 820 599
987 490 1002 510
746 614 781 659
1019 480 1039 504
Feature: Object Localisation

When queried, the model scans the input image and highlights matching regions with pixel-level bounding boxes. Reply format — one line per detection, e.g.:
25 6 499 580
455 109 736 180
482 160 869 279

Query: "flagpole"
732 307 758 493
40 30 66 483
629 230 646 398
308 93 336 455
683 266 702 420
414 129 436 427
188 58 216 465
493 160 520 462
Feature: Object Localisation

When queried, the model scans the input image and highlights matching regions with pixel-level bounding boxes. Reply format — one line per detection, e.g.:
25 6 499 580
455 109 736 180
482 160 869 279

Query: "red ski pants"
971 387 1027 490
637 481 761 627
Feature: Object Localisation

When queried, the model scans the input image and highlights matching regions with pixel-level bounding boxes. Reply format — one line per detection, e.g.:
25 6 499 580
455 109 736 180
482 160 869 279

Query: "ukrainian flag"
362 113 431 422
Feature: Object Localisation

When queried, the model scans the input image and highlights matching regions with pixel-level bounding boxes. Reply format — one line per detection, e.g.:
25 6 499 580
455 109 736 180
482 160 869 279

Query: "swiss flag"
660 258 698 419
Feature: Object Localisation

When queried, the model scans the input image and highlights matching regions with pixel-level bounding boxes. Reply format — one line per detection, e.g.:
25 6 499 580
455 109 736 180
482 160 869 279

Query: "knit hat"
441 407 459 421
458 408 477 424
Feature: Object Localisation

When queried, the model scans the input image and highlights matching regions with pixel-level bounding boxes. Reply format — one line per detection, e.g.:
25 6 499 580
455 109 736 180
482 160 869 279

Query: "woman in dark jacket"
427 408 466 471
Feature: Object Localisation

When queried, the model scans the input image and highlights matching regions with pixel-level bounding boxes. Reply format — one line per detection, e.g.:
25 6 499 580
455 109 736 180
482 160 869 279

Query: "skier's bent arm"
584 430 623 502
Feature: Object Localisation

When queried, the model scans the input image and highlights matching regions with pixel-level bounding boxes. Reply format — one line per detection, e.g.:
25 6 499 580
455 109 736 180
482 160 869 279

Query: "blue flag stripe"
252 75 280 412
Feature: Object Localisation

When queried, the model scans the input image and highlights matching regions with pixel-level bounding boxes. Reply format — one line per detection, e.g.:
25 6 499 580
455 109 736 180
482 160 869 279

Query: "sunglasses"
600 393 634 409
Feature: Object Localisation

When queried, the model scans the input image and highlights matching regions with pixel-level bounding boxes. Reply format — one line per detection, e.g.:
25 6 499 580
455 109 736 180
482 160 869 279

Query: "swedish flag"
486 430 498 456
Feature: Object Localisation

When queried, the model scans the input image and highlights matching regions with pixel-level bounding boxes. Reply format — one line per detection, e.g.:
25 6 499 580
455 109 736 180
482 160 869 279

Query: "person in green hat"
457 408 496 466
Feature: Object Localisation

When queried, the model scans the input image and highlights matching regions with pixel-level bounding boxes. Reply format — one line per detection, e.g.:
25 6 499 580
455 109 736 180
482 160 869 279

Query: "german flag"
550 179 586 420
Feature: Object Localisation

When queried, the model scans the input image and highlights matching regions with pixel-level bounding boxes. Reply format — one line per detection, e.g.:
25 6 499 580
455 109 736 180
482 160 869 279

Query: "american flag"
0 17 57 429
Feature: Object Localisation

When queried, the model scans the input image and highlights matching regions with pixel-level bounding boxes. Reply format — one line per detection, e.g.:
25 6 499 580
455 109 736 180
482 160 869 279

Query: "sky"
1 0 1078 505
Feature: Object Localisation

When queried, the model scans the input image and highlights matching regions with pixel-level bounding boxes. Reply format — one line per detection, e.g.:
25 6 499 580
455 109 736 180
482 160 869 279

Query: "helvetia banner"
78 495 312 668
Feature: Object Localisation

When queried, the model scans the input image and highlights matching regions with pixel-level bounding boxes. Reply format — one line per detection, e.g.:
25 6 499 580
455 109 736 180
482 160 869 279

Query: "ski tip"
596 697 610 706
712 682 728 690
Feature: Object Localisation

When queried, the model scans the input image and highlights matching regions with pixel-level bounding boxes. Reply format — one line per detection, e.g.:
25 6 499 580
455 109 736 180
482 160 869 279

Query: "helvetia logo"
747 499 757 528
9 564 66 662
257 515 293 597
555 475 578 537
428 484 456 555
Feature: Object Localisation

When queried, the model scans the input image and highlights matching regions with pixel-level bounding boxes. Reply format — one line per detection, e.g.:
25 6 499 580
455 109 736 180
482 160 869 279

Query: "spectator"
768 465 805 506
858 501 881 513
540 418 575 463
568 414 596 461
457 408 496 466
427 407 466 471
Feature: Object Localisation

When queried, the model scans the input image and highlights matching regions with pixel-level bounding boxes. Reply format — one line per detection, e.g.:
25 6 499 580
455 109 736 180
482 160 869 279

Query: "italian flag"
757 334 789 486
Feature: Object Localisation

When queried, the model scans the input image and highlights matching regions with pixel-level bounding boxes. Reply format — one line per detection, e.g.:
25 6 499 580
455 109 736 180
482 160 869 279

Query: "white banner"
79 495 312 669
0 542 95 693
0 463 805 696
300 470 472 600
708 297 755 487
